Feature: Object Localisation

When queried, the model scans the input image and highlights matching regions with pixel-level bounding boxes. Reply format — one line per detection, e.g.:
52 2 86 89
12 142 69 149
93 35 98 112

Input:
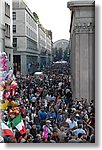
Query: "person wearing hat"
46 120 53 132
42 120 53 140
46 120 51 124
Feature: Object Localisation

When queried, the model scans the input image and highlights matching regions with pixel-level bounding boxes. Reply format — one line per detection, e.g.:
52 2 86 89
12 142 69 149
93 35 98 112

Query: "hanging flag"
11 114 26 134
1 122 14 137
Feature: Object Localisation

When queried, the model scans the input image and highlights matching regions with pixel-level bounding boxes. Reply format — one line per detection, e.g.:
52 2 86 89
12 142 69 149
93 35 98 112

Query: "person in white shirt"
65 114 71 124
68 115 78 131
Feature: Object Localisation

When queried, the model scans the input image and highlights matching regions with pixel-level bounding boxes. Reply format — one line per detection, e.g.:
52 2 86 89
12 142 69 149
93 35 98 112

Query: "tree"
54 48 63 61
58 48 63 60
33 12 40 23
63 47 69 61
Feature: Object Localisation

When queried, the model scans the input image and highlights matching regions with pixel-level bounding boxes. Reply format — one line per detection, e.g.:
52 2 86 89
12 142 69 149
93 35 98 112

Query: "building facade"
45 30 52 66
13 0 52 75
37 24 52 69
0 0 13 69
38 24 46 69
13 0 39 75
67 1 95 102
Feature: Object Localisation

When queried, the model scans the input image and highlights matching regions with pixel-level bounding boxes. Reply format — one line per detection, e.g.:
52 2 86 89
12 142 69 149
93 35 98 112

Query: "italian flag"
1 122 14 137
12 114 26 134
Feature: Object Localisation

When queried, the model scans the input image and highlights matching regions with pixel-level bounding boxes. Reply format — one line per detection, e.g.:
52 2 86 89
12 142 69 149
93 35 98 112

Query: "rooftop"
67 1 95 9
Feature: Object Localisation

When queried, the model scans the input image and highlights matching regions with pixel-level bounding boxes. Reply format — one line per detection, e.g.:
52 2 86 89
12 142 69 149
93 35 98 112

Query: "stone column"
80 33 89 100
74 22 95 101
67 1 95 102
75 33 80 99
88 30 95 102
21 54 27 75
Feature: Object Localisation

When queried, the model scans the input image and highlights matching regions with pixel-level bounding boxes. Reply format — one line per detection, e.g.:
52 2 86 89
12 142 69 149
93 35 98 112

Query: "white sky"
25 0 71 42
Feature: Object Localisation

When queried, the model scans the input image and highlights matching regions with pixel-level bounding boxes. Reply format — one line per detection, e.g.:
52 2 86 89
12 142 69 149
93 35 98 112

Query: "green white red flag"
11 114 26 134
1 122 14 137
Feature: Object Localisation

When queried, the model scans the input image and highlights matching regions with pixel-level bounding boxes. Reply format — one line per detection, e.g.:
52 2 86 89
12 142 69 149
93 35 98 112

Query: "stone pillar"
80 33 89 99
67 1 95 102
21 54 27 75
73 23 95 101
75 33 80 99
88 31 95 102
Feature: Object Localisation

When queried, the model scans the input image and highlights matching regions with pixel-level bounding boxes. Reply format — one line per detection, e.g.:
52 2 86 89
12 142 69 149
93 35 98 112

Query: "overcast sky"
25 0 71 42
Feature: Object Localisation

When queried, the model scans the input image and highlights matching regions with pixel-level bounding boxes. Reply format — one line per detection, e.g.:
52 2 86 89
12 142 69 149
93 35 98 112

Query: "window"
27 38 37 50
13 25 16 33
26 26 28 35
5 2 10 18
13 38 17 48
26 13 28 22
5 24 10 38
28 28 30 36
13 12 16 20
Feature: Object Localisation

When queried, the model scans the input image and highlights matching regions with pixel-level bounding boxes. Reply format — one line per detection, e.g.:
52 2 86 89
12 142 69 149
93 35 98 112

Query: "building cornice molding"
67 1 95 10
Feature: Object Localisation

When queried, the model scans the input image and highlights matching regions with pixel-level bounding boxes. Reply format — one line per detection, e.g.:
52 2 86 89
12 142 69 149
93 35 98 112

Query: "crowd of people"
0 63 95 143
